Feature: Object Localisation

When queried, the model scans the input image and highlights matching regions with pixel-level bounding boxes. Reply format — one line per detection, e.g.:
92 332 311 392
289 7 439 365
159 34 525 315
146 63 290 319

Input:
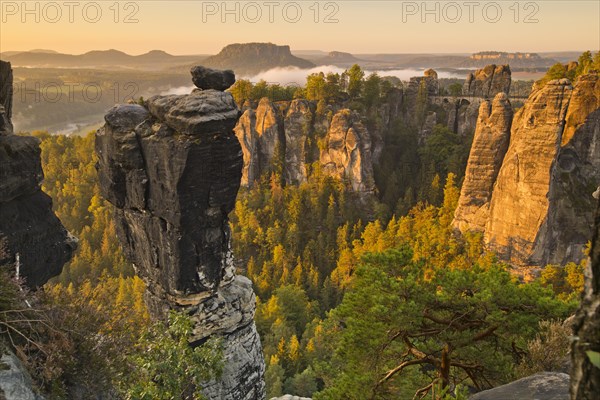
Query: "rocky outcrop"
405 69 439 103
0 351 45 400
533 74 600 265
0 60 75 288
455 73 600 267
378 87 403 131
284 99 311 185
570 195 600 397
569 76 600 400
486 77 593 266
235 108 260 186
256 98 283 167
434 97 481 137
234 98 283 186
195 276 265 400
320 109 375 193
235 66 520 196
453 93 513 232
315 51 360 66
463 64 511 98
455 100 481 136
203 42 315 76
480 78 573 266
427 65 510 139
419 112 438 142
191 66 235 91
0 61 13 133
234 98 378 194
406 68 483 139
469 372 569 400
465 52 555 69
95 67 265 399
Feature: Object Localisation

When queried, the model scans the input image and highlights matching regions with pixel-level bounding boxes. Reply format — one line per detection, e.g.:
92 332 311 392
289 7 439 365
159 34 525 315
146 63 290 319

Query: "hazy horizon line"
0 47 591 57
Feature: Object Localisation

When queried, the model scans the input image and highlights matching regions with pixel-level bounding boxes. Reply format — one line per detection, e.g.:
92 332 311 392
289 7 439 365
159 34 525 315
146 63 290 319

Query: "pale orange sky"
1 1 599 54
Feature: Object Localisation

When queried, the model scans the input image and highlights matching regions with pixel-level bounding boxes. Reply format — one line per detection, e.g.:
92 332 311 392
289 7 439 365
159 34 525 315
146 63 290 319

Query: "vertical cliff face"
256 97 282 167
453 93 513 233
0 61 13 132
455 73 600 267
533 74 600 265
234 98 283 186
234 97 378 195
0 60 75 287
284 99 311 185
570 198 600 397
95 67 265 399
320 109 375 194
435 97 482 137
235 108 260 186
485 78 573 265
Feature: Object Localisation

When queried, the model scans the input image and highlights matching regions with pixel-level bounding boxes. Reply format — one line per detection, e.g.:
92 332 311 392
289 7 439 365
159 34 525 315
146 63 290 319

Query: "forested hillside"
27 130 580 399
6 54 596 398
29 75 581 400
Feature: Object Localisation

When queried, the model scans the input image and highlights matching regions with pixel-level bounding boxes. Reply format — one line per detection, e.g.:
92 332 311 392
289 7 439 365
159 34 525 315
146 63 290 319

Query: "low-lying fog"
162 65 468 95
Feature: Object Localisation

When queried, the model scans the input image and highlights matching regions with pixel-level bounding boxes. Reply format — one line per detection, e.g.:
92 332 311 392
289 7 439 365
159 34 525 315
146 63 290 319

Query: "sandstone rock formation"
463 64 511 98
405 69 439 102
369 88 402 162
0 60 75 287
256 97 284 166
191 66 235 91
404 68 484 139
234 97 378 195
469 372 569 400
95 67 265 399
569 75 600 399
0 351 45 400
534 74 600 265
378 87 403 131
418 65 511 138
234 98 283 186
453 93 513 232
234 66 519 198
235 108 260 186
320 109 375 193
465 52 554 69
454 73 600 267
570 196 600 398
0 61 13 133
419 112 438 142
284 99 311 185
203 42 315 76
433 97 480 137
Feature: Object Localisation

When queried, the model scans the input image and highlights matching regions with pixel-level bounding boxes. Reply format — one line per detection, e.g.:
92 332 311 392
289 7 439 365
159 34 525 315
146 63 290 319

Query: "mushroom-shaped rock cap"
146 90 240 135
191 65 236 91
